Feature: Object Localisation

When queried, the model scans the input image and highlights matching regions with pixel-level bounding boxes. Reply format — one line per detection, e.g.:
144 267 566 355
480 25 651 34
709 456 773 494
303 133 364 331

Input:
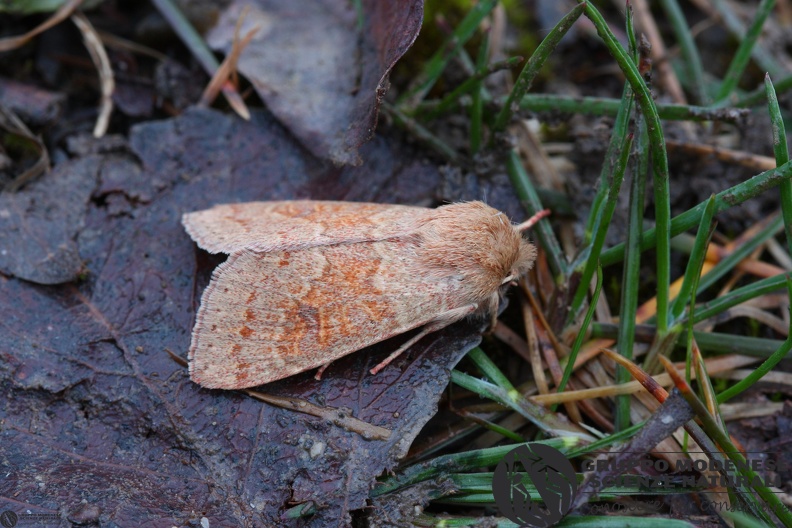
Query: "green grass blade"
415 514 697 527
450 370 594 441
399 0 498 107
717 277 792 404
520 95 749 123
694 214 782 296
371 438 575 498
591 322 787 358
766 74 792 256
669 195 717 323
600 160 792 266
553 264 602 413
686 332 786 358
715 0 776 102
724 511 785 528
492 3 585 132
577 0 671 332
659 0 708 104
282 501 317 519
384 102 461 163
684 242 709 386
566 420 644 457
673 379 792 525
615 116 648 430
466 347 516 392
151 0 220 73
582 87 634 246
467 417 525 442
568 133 632 322
708 0 782 78
424 56 523 120
691 273 789 324
611 6 641 417
469 32 489 154
734 73 792 107
625 0 637 59
506 150 569 278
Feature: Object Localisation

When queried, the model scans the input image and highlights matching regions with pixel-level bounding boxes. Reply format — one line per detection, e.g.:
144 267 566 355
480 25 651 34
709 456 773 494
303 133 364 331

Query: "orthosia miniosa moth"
182 201 537 389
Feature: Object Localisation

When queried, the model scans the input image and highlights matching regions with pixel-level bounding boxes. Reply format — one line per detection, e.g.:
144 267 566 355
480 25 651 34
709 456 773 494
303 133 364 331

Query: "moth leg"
314 361 333 380
370 304 478 375
486 291 500 333
488 309 498 333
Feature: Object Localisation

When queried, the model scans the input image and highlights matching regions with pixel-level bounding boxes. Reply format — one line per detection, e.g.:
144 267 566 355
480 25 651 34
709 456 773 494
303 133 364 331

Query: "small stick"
244 390 392 441
166 349 391 440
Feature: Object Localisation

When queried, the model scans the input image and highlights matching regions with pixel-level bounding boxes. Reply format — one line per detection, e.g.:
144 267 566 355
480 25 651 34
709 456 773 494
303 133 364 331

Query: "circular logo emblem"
0 510 18 528
492 443 577 527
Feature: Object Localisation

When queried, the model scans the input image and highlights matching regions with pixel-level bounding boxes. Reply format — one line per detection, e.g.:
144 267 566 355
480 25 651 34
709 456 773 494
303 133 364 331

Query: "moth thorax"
421 202 535 297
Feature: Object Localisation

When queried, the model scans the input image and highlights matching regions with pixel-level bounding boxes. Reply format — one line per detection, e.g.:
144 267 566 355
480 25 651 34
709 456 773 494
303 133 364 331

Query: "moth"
182 201 537 389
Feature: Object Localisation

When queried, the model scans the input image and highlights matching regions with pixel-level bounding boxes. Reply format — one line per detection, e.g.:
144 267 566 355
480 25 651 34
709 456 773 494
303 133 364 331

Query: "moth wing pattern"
182 201 430 254
188 240 458 389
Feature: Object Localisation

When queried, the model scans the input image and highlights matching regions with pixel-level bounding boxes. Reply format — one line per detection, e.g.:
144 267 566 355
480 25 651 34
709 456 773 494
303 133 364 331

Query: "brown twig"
200 7 259 120
0 105 50 192
628 0 688 105
165 349 391 441
71 12 114 138
532 353 758 405
0 0 83 52
244 390 392 441
666 139 777 171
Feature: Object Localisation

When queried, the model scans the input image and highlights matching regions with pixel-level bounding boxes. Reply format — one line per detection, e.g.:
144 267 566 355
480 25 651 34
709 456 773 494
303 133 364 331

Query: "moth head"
420 202 537 299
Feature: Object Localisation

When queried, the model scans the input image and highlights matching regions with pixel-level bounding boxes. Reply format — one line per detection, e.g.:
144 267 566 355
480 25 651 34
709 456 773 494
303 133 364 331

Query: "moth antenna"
515 209 551 232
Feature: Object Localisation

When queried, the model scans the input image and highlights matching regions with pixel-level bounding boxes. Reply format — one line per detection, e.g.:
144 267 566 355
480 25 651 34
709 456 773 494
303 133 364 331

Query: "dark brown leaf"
0 155 94 284
0 108 481 527
206 0 424 166
0 77 65 126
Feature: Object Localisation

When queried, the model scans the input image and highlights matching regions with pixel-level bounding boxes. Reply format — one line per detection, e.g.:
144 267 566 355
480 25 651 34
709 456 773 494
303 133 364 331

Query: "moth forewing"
183 200 536 389
188 242 458 389
182 200 428 255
